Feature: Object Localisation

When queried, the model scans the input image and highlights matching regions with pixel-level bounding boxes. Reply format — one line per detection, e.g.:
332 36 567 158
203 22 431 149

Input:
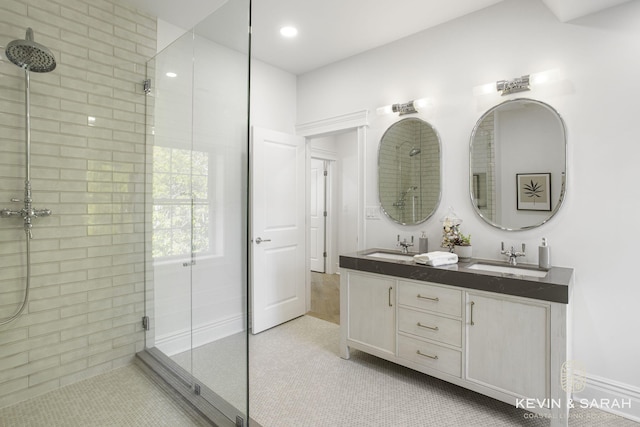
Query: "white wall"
297 0 640 414
250 60 297 134
157 18 187 53
155 21 298 135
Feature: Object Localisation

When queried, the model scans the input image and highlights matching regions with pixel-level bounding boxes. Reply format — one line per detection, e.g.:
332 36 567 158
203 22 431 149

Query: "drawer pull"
470 301 475 326
388 287 393 307
416 350 438 360
417 294 439 302
417 322 439 331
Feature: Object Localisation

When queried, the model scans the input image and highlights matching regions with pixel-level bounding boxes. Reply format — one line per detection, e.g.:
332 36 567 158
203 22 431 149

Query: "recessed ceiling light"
280 26 298 38
166 72 177 78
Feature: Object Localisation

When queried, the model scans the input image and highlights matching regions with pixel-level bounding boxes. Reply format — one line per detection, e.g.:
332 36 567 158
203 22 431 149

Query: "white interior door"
251 127 306 334
310 158 326 273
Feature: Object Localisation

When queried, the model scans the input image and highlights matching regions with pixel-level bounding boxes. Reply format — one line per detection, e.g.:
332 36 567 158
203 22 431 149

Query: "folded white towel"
425 256 458 267
413 251 456 261
414 251 458 266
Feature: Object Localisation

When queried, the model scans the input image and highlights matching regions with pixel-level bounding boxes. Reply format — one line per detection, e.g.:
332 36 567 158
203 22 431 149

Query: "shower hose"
0 233 31 326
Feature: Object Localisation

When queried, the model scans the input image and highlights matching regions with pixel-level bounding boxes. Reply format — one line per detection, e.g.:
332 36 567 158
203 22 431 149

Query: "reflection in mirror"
470 98 566 230
379 118 441 225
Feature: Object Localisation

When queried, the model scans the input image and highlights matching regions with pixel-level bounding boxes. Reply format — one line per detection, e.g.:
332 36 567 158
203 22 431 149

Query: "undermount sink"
467 262 548 278
366 251 416 262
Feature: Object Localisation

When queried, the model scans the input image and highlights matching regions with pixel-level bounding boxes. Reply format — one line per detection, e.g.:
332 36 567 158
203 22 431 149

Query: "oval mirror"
470 98 566 230
378 117 441 225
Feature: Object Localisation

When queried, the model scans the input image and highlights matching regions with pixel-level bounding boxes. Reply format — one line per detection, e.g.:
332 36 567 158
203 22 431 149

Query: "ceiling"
123 0 633 75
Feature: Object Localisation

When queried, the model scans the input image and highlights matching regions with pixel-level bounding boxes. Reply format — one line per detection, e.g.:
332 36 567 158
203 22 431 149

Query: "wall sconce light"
377 98 431 115
496 75 530 96
473 69 562 98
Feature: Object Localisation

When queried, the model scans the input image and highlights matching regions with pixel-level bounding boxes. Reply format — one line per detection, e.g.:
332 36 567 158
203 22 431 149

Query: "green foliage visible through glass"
152 146 211 259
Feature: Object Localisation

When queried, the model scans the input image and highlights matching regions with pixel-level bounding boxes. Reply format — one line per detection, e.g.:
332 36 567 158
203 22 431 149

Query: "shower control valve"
0 209 21 218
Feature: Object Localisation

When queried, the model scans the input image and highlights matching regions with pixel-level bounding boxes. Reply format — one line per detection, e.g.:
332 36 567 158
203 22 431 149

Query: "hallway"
307 272 340 325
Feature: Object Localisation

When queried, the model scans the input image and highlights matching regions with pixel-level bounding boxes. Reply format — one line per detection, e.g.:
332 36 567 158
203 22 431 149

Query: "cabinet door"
466 292 549 400
346 272 395 356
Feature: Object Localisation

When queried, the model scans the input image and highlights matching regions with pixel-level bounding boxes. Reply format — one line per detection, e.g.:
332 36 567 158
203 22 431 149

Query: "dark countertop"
339 249 573 304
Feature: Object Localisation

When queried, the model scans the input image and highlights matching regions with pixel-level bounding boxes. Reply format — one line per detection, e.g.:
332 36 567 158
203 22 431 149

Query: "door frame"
297 110 369 313
309 153 335 275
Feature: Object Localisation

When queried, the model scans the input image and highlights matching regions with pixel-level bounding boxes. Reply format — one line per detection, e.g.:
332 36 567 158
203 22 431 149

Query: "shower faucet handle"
0 209 21 218
33 208 52 217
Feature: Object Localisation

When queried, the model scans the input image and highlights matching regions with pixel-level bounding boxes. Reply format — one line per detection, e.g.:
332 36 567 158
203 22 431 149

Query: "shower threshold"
136 349 259 427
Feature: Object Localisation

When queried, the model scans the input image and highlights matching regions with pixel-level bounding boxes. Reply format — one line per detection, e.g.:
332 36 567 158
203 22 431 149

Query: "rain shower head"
5 28 56 73
409 147 421 157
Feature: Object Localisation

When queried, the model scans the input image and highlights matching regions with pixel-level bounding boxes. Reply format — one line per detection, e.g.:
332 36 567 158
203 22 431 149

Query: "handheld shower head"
409 147 421 157
5 28 56 73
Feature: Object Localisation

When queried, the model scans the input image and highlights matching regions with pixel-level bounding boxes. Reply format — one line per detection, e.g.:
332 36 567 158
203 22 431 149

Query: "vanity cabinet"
342 270 395 358
466 292 549 401
340 266 571 427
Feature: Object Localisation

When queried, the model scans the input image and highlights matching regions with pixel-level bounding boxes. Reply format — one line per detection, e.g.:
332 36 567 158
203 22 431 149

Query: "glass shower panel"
189 0 250 418
148 29 195 375
143 0 249 425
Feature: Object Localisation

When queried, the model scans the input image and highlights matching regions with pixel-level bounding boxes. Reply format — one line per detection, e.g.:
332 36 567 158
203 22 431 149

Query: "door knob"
255 237 271 244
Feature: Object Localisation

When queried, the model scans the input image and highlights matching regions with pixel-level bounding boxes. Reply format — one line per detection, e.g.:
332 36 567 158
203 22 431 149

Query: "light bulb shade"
376 105 394 115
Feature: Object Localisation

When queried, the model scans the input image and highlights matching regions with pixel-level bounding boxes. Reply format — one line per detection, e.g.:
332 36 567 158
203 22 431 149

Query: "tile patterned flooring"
0 363 212 427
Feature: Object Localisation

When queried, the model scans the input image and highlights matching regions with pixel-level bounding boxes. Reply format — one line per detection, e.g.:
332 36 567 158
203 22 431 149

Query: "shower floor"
0 363 212 427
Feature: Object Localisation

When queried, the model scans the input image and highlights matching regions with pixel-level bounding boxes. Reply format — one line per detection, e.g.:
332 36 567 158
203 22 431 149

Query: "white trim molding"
572 374 640 423
296 110 369 137
155 314 245 356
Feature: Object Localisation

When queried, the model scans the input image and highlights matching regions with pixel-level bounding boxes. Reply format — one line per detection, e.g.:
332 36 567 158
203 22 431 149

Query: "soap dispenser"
538 238 551 269
418 231 428 253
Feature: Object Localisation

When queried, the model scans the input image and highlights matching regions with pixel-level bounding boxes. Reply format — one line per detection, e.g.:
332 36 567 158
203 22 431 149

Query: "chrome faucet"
0 193 51 239
501 242 525 265
397 235 414 254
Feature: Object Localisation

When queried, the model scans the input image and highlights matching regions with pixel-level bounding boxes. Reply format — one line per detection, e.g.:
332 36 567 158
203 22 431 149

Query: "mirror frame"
378 117 442 226
469 98 567 231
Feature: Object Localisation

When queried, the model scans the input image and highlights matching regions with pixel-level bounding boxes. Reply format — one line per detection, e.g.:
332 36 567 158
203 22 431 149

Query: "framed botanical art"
516 173 551 211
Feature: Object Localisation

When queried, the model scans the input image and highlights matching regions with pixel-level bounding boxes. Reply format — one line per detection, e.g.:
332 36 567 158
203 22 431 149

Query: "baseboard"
572 374 640 422
155 314 245 356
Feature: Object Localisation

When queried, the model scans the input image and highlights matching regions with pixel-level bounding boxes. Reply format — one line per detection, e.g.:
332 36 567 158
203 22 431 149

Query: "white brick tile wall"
0 0 156 408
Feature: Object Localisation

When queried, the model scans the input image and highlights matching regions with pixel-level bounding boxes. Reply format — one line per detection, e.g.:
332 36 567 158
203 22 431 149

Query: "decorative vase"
454 245 472 262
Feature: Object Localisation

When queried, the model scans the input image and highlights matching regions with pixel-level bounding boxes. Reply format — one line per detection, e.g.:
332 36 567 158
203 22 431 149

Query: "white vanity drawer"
398 281 462 317
398 307 462 347
397 335 461 378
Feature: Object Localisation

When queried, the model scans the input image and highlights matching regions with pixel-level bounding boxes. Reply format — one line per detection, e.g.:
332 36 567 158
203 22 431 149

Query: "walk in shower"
0 28 55 326
139 0 250 425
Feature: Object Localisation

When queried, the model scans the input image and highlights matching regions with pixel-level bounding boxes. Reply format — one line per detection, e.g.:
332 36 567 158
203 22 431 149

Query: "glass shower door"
142 0 250 425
